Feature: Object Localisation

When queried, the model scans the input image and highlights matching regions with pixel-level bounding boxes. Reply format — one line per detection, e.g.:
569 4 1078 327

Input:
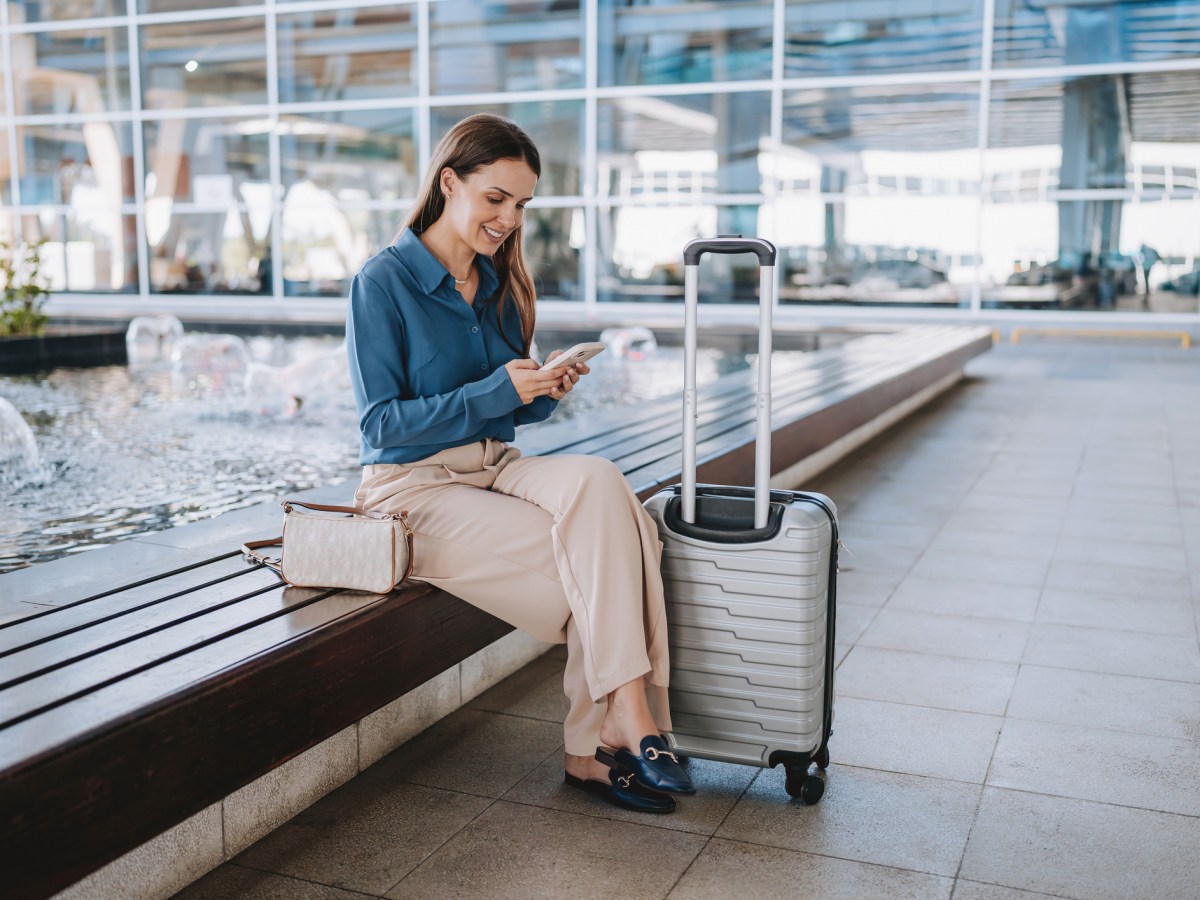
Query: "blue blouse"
346 228 558 465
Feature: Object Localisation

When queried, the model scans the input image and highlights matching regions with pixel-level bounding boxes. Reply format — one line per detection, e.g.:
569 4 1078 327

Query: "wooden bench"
0 325 991 898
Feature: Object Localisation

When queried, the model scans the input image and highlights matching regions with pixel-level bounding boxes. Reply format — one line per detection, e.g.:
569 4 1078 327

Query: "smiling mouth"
483 226 504 240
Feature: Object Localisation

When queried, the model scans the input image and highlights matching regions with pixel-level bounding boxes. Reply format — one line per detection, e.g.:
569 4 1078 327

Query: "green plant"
0 240 51 337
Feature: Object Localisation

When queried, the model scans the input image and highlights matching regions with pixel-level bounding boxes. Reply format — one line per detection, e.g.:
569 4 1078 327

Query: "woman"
346 113 693 813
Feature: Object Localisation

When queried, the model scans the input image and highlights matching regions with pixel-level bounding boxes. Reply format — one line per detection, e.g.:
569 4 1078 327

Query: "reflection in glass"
983 198 1200 313
141 0 260 12
24 212 137 293
597 0 772 86
785 0 983 77
598 204 762 303
283 206 398 297
141 18 268 110
432 101 583 197
989 74 1200 196
768 196 977 307
277 6 417 104
280 110 417 203
994 0 1200 69
12 27 130 116
11 0 126 21
781 84 980 195
1 141 12 205
18 122 135 206
430 1 583 94
143 118 270 204
523 207 582 301
598 93 770 199
149 212 270 294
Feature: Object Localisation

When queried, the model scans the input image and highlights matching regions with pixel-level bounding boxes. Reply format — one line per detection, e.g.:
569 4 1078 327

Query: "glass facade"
2 0 1198 316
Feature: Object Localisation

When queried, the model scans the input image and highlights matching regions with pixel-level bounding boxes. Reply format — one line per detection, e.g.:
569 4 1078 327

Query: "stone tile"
857 609 1030 663
956 490 1070 519
837 646 1019 715
1065 496 1181 526
233 779 489 895
836 570 904 608
503 753 755 836
365 708 564 798
460 629 554 704
467 656 568 724
359 667 461 770
837 538 923 575
972 474 1074 500
1007 665 1200 742
835 602 878 645
669 838 953 900
1051 537 1190 575
923 529 1057 563
716 765 980 877
224 726 358 857
1045 558 1192 600
834 642 852 668
838 520 940 552
988 718 1200 817
1035 587 1197 637
887 576 1041 622
1024 623 1200 683
387 800 705 899
909 549 1049 589
960 787 1200 900
941 508 1061 538
951 881 1065 900
833 696 1001 784
1058 515 1183 547
54 802 223 900
173 865 368 900
1071 480 1177 506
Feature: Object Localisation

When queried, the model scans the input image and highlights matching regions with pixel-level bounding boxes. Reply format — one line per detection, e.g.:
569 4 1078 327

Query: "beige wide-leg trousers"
354 438 672 756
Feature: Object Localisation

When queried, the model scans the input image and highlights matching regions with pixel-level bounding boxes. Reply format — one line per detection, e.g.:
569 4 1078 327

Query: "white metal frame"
1 0 1197 328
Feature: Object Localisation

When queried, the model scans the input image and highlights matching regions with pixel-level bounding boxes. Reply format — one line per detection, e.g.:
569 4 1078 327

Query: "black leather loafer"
597 735 696 795
563 769 676 814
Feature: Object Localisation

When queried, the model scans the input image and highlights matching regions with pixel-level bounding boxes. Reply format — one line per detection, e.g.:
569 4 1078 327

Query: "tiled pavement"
174 342 1200 900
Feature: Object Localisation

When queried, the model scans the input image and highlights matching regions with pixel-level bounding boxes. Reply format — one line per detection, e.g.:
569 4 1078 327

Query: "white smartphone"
539 341 606 371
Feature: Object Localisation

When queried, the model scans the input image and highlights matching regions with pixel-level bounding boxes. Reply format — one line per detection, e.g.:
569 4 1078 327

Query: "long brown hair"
401 113 541 356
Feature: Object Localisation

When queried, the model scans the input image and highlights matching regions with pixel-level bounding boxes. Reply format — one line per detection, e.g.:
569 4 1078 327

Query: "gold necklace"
453 268 472 285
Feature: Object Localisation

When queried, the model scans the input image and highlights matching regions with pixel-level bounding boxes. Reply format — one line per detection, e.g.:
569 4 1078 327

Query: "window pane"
431 101 583 197
599 92 770 199
149 212 270 294
781 84 981 195
785 0 984 77
598 0 772 87
141 17 267 110
769 195 977 307
13 27 131 116
524 206 582 301
18 121 135 206
430 1 583 94
141 0 260 12
280 109 418 203
994 0 1200 69
598 204 762 303
143 118 270 204
989 73 1200 196
26 212 138 293
11 1 126 21
982 197 1200 313
0 140 12 205
277 5 417 105
283 206 398 298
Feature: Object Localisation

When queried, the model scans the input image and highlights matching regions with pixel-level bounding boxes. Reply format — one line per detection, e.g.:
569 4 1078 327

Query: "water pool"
0 331 811 573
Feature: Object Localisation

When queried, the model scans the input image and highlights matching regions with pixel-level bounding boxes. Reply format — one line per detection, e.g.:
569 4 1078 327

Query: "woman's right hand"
505 358 568 404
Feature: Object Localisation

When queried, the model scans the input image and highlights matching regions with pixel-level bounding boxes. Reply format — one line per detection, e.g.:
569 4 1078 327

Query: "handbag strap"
281 499 399 520
241 537 284 575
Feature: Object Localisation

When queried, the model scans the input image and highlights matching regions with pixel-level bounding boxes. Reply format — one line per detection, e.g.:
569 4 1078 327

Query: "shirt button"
480 363 488 371
471 326 479 334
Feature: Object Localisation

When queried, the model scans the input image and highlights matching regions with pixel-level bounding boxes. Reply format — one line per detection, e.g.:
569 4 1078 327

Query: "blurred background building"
1 0 1198 321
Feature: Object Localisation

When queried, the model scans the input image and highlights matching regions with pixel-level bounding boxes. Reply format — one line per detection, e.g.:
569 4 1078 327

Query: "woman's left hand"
543 350 589 400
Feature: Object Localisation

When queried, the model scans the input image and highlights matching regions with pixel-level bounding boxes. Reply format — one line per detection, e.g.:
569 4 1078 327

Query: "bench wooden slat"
0 556 267 656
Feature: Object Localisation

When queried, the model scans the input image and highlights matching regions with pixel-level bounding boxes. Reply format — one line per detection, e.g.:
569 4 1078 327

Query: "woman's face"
440 158 538 257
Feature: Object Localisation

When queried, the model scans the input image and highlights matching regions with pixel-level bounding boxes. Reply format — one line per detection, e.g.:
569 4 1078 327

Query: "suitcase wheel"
785 767 825 805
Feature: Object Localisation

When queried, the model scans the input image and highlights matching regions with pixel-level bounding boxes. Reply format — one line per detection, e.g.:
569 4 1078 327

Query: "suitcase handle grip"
683 236 777 266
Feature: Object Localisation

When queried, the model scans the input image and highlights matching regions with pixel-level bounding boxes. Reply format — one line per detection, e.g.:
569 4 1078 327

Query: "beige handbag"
242 500 414 594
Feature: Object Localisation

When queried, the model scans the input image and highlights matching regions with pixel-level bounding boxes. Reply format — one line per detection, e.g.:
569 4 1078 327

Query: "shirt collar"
394 227 501 302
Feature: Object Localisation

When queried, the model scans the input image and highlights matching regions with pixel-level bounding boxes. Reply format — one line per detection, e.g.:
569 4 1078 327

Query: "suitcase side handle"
681 236 777 529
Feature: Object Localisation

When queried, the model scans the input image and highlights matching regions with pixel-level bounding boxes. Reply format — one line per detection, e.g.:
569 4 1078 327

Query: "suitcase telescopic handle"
681 235 777 530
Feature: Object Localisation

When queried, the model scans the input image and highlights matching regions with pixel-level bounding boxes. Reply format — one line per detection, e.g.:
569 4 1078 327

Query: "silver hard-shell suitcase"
644 236 838 804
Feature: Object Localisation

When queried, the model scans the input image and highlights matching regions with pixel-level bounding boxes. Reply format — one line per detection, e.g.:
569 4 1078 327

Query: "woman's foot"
597 678 662 755
596 678 695 796
563 753 676 815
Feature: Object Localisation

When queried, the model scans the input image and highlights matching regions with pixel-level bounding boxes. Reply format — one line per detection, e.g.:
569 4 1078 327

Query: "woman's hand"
543 350 589 401
505 358 572 404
